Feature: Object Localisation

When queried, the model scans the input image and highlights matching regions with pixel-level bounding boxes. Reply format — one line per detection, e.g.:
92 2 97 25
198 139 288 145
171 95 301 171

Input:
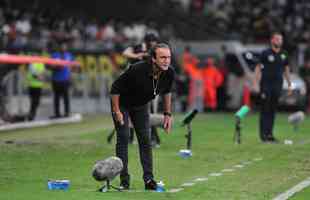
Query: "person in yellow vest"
27 62 46 121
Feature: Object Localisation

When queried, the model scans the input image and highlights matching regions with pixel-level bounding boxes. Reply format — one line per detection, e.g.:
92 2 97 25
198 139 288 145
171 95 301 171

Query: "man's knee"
137 128 151 143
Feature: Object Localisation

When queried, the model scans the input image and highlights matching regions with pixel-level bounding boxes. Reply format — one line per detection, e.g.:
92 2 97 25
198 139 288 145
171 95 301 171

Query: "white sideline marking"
194 177 208 182
174 158 264 193
253 158 263 161
125 190 146 193
0 113 82 131
209 173 223 177
181 182 195 187
168 188 184 193
273 177 310 200
222 169 235 172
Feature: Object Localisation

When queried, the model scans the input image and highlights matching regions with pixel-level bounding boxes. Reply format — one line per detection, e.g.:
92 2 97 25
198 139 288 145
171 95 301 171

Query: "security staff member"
110 43 174 190
253 32 292 142
27 62 46 121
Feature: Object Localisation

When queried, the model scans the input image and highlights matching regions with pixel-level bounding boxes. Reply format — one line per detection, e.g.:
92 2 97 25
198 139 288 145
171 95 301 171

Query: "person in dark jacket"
110 43 174 190
253 32 292 143
123 33 161 147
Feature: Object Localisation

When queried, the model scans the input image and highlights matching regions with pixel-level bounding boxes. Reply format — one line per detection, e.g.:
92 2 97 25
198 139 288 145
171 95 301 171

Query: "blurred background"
1 0 310 122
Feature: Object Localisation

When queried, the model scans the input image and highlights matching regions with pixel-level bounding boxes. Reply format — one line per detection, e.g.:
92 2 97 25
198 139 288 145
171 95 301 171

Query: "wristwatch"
112 111 122 115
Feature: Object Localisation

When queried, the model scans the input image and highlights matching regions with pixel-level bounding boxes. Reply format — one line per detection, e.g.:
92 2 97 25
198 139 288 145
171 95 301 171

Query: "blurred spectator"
27 62 46 121
224 50 246 109
50 43 74 118
181 46 204 111
123 32 159 64
217 46 229 110
2 0 310 51
202 57 223 111
100 19 116 41
175 66 190 112
299 60 310 113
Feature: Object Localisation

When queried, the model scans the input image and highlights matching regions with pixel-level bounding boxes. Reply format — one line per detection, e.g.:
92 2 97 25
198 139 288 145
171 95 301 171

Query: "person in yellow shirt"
27 62 46 121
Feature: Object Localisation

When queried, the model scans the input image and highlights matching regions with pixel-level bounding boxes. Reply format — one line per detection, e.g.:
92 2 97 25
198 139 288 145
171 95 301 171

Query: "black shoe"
151 141 160 148
265 135 279 143
120 180 130 190
269 136 279 143
261 137 269 143
27 116 34 121
260 133 268 142
145 179 157 190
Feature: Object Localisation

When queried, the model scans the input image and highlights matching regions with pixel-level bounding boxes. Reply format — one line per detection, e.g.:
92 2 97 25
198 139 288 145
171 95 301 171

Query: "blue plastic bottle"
156 181 165 192
47 180 70 191
179 149 192 158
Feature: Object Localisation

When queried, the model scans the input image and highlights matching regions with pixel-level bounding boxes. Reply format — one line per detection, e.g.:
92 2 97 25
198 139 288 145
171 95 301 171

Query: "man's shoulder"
165 66 175 78
127 60 150 73
280 50 289 57
262 48 272 55
168 66 175 73
130 60 149 68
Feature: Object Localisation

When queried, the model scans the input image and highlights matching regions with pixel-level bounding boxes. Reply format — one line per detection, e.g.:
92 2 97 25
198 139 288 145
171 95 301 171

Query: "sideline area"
0 113 82 132
273 177 310 200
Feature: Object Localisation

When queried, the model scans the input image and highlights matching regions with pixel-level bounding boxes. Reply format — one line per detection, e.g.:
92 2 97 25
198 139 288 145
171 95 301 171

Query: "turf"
290 186 310 200
0 112 310 200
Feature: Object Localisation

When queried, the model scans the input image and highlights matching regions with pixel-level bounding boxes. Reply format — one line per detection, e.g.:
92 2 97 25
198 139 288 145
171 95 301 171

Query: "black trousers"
259 87 281 141
52 81 70 117
28 87 42 120
128 100 160 145
112 103 153 183
150 100 160 145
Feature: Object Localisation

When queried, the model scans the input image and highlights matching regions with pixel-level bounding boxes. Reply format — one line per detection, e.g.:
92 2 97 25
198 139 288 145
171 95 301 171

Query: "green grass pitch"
1 113 310 200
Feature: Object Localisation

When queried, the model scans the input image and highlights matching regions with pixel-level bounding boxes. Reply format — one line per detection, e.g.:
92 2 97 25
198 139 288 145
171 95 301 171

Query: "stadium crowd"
1 0 310 51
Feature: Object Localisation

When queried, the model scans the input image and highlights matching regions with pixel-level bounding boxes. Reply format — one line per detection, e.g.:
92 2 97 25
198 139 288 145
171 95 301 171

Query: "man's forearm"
284 65 292 87
123 47 140 59
163 93 172 114
111 94 121 113
254 64 261 86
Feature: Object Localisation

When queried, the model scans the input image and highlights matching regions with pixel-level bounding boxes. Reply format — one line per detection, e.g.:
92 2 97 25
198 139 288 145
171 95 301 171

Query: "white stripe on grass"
194 177 209 182
273 177 310 200
169 158 264 193
209 173 223 177
253 157 263 161
181 182 196 187
168 188 184 193
221 168 235 172
242 161 252 165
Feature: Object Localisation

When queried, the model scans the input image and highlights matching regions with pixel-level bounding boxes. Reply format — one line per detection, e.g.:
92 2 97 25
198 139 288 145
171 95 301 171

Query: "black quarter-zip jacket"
110 61 175 108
